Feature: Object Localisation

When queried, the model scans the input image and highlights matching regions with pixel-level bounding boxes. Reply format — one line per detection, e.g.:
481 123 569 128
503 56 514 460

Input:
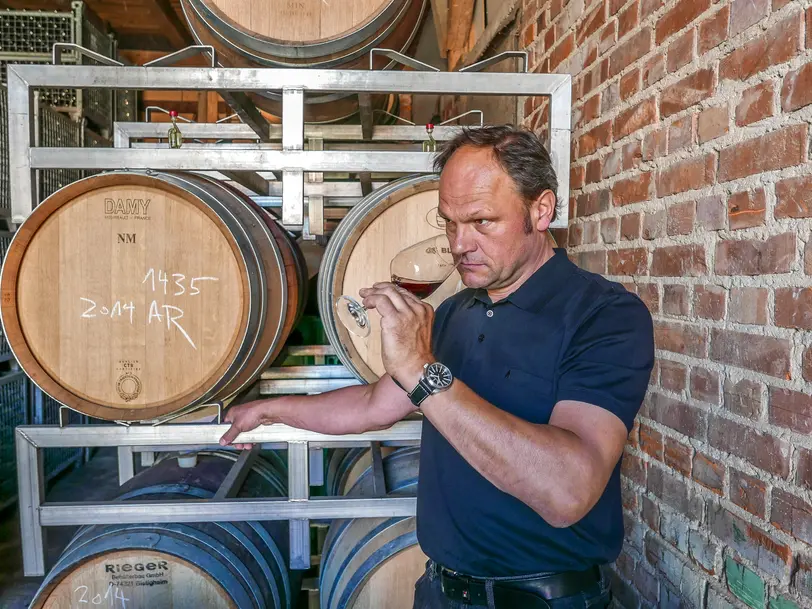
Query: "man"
220 125 654 609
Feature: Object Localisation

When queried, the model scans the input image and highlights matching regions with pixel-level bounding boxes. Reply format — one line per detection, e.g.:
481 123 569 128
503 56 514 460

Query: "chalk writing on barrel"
73 583 130 608
78 268 220 351
142 268 218 296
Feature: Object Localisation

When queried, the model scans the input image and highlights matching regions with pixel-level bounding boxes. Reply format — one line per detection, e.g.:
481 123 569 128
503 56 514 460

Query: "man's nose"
449 226 476 256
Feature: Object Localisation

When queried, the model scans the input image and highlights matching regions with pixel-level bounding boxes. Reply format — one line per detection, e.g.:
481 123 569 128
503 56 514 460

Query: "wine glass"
334 234 458 337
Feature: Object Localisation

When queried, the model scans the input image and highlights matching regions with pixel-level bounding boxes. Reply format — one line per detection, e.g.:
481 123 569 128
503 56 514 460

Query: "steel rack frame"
17 420 423 576
7 58 572 578
7 62 572 229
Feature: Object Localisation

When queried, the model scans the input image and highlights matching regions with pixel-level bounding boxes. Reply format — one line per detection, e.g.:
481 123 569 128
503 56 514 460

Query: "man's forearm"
256 383 376 435
256 375 413 435
420 383 595 527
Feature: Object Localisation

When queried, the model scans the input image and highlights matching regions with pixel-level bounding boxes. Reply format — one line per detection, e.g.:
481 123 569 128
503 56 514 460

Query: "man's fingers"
392 285 430 315
362 292 401 318
362 286 409 312
219 424 241 446
380 282 433 317
365 283 415 313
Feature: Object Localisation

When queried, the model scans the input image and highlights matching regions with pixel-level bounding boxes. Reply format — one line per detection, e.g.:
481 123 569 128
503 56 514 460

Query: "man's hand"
219 400 273 449
359 282 434 387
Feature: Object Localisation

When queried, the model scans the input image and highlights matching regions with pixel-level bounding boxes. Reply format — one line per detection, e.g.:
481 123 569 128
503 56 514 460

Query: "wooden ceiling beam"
153 0 194 49
461 0 520 67
430 0 449 58
446 0 476 70
117 33 176 52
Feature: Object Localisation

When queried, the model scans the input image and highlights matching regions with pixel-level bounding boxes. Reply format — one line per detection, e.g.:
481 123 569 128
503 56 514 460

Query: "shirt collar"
465 248 574 312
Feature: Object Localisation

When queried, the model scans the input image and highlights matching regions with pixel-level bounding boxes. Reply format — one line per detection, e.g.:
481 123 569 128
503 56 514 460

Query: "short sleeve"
556 292 654 432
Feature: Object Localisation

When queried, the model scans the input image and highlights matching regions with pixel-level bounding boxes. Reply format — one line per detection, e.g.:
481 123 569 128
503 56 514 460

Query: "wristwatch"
393 362 454 408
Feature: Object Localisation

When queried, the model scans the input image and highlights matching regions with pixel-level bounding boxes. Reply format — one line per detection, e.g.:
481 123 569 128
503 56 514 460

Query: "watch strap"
390 374 431 408
409 379 432 407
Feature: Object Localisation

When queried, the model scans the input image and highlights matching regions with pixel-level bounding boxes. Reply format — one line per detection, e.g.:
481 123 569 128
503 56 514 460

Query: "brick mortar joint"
647 352 812 421
582 259 812 290
568 131 812 231
625 464 783 578
635 406 793 466
554 6 812 143
568 195 812 283
633 409 812 520
627 416 796 478
571 69 812 172
622 449 812 577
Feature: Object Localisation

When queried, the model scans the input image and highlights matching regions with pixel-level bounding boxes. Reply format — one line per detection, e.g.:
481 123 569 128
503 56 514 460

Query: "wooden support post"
196 91 208 123
206 92 219 123
447 0 476 70
218 91 272 142
430 0 449 58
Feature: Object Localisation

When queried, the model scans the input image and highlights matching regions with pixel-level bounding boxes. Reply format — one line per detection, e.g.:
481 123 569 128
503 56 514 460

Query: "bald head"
437 144 557 296
434 125 559 223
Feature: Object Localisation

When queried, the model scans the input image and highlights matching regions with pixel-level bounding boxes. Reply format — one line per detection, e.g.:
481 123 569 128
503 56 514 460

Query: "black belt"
438 564 602 608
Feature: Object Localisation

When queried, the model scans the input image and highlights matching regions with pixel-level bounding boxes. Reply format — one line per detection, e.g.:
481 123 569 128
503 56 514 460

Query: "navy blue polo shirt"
415 248 654 577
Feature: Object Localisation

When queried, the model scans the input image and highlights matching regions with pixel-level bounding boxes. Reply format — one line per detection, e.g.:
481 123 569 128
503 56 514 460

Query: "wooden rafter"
461 0 520 67
430 0 449 58
446 0 476 70
153 0 194 49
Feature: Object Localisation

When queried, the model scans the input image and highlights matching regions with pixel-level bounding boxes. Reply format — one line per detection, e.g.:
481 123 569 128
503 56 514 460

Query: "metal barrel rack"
7 47 572 578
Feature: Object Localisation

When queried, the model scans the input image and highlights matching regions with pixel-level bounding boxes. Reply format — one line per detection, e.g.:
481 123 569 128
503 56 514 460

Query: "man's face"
437 146 549 291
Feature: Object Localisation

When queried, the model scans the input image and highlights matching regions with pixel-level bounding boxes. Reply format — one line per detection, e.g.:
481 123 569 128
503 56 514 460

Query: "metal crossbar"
16 421 422 575
7 64 572 227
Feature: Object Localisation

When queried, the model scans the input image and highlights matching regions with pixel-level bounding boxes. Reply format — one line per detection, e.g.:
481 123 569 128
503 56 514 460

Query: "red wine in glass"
391 275 445 298
335 235 458 338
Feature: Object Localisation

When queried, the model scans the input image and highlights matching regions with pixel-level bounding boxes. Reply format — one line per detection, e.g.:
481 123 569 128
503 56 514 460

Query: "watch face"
425 362 453 389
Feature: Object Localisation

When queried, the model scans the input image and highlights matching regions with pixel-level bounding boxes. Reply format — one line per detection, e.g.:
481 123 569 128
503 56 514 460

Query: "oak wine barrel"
318 174 464 383
178 0 428 122
325 446 397 496
0 171 307 421
320 447 425 609
29 450 301 609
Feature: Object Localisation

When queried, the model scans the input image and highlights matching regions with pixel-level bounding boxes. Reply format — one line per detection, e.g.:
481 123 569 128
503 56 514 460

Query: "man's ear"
531 190 557 232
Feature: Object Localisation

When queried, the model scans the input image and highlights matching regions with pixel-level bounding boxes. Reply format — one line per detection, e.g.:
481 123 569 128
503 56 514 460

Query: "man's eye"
476 219 491 226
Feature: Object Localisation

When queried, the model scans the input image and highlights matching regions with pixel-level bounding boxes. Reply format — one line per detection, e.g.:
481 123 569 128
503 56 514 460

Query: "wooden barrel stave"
38 534 248 608
325 446 398 496
30 452 299 609
320 447 425 609
0 171 305 421
318 175 465 383
48 525 263 608
185 0 404 60
177 0 428 122
329 520 420 609
145 172 284 407
183 0 419 67
117 450 293 605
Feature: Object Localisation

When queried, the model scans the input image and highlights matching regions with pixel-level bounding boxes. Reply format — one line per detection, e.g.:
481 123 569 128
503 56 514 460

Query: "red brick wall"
520 0 812 607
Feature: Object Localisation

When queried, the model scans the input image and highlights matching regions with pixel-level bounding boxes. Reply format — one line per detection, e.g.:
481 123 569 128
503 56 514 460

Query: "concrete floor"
0 448 319 608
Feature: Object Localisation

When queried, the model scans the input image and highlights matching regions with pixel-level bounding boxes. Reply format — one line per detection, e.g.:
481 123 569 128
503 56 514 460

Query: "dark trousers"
413 560 612 609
